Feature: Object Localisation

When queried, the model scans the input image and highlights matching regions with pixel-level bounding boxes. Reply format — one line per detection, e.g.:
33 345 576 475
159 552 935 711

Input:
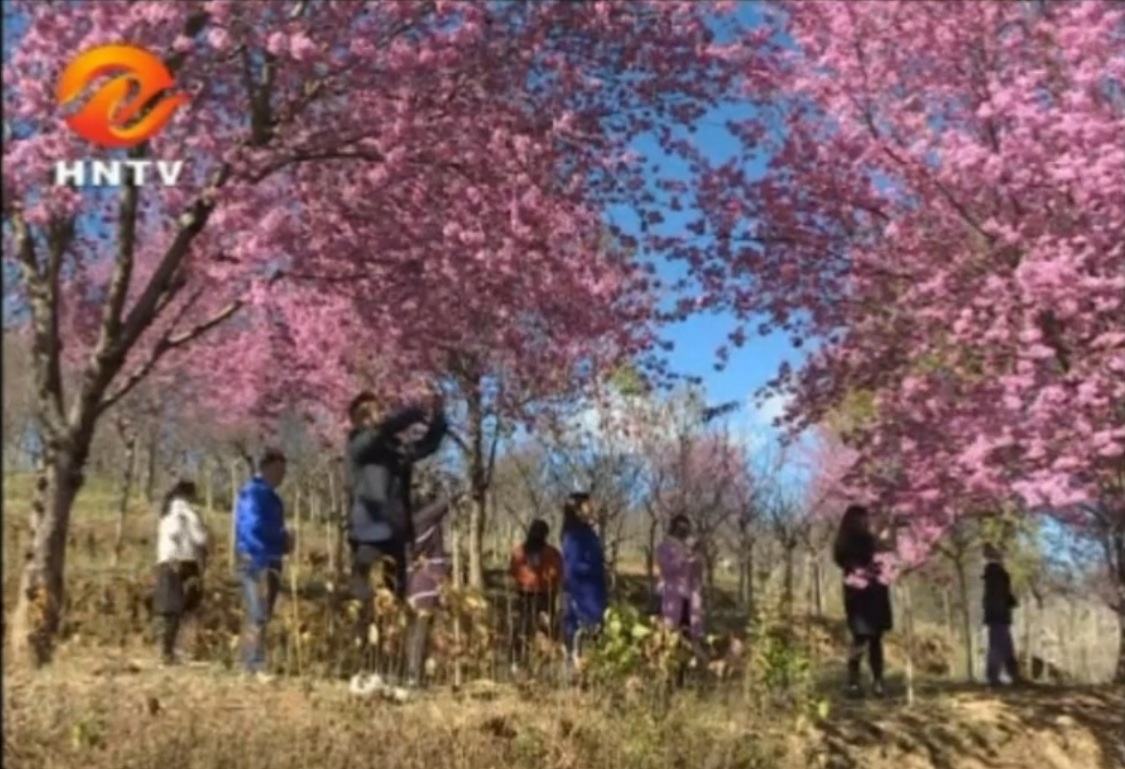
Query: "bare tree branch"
98 299 243 416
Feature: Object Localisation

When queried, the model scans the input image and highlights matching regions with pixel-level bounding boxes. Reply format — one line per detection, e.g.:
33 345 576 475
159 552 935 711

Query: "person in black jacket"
833 504 893 697
982 543 1021 687
345 390 447 613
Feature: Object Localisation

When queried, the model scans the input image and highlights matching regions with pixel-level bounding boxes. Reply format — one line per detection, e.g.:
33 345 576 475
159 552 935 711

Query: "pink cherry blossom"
2 0 748 664
673 0 1124 673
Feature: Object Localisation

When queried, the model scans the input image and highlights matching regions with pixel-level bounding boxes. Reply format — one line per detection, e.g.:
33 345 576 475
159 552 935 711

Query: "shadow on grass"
811 677 1124 769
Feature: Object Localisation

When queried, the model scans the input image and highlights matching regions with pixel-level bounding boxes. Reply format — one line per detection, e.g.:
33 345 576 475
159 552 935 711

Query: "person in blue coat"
234 448 290 676
560 492 607 658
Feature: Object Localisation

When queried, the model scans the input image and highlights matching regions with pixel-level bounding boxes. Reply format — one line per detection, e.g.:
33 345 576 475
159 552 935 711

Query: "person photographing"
345 389 447 637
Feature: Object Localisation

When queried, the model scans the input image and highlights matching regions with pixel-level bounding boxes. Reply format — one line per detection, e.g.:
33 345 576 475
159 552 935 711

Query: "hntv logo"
54 44 189 188
54 159 185 188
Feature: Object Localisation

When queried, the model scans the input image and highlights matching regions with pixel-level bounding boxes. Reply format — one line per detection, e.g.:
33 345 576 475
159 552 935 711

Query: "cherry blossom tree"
608 387 750 587
674 0 1125 678
2 1 751 665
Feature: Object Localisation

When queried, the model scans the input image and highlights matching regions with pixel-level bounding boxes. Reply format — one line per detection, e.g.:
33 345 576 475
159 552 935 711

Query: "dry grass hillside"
4 655 1122 769
3 478 1123 769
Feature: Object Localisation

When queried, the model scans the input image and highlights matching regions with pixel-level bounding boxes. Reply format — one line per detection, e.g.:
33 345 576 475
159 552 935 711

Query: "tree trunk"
738 556 747 609
953 557 974 681
451 516 464 589
644 513 659 585
604 517 622 585
1113 527 1125 685
203 460 215 514
228 459 241 569
812 556 824 618
291 487 302 565
741 534 756 618
328 465 345 587
111 423 139 567
781 543 796 622
465 396 487 590
8 448 84 666
1114 606 1125 686
468 493 486 590
143 426 159 503
942 587 954 638
902 578 917 707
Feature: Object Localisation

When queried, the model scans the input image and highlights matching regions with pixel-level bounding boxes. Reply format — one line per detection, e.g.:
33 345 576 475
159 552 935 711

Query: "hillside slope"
4 656 1122 769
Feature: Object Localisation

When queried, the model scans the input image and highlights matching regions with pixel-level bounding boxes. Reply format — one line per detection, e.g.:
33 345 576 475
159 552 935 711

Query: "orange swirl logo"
56 45 188 149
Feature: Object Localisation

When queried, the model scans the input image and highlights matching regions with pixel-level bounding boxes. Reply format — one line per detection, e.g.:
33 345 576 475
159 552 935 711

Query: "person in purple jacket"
656 517 705 637
655 515 707 687
404 475 459 687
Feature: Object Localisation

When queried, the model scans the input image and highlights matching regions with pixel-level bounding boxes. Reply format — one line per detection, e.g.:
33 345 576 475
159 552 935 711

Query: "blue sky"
631 114 802 435
610 1 804 448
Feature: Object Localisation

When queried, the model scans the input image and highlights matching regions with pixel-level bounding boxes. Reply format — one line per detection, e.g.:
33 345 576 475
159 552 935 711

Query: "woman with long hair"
510 518 563 669
833 504 893 697
153 479 209 665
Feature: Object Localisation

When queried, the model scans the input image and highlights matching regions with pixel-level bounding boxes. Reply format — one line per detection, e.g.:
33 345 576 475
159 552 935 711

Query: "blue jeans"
238 561 280 672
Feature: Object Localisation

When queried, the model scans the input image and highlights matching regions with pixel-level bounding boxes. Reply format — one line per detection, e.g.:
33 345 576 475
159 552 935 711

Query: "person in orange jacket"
509 518 563 668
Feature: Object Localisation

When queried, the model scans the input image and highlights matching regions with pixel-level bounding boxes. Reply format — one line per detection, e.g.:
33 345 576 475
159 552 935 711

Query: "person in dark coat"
560 492 608 660
982 543 1021 686
404 475 458 687
345 390 447 605
833 504 893 697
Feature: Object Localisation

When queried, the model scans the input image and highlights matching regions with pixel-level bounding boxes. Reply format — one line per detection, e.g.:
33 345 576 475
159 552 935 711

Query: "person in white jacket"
153 480 210 665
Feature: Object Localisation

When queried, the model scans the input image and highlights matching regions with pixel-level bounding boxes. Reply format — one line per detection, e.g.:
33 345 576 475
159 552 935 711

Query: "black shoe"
846 683 865 699
871 681 886 698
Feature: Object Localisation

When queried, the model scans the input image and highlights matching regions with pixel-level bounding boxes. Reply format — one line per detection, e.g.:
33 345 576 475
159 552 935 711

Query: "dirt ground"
4 651 1122 769
3 488 1122 769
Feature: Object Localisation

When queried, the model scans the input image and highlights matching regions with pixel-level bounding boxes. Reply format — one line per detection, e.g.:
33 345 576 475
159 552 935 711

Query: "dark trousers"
350 539 408 651
986 623 1019 684
406 613 432 685
512 591 553 666
847 631 885 685
350 540 408 599
154 561 203 663
673 600 694 688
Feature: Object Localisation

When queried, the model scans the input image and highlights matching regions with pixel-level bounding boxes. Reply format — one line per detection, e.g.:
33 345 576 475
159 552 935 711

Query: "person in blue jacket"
234 448 290 676
560 492 607 659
